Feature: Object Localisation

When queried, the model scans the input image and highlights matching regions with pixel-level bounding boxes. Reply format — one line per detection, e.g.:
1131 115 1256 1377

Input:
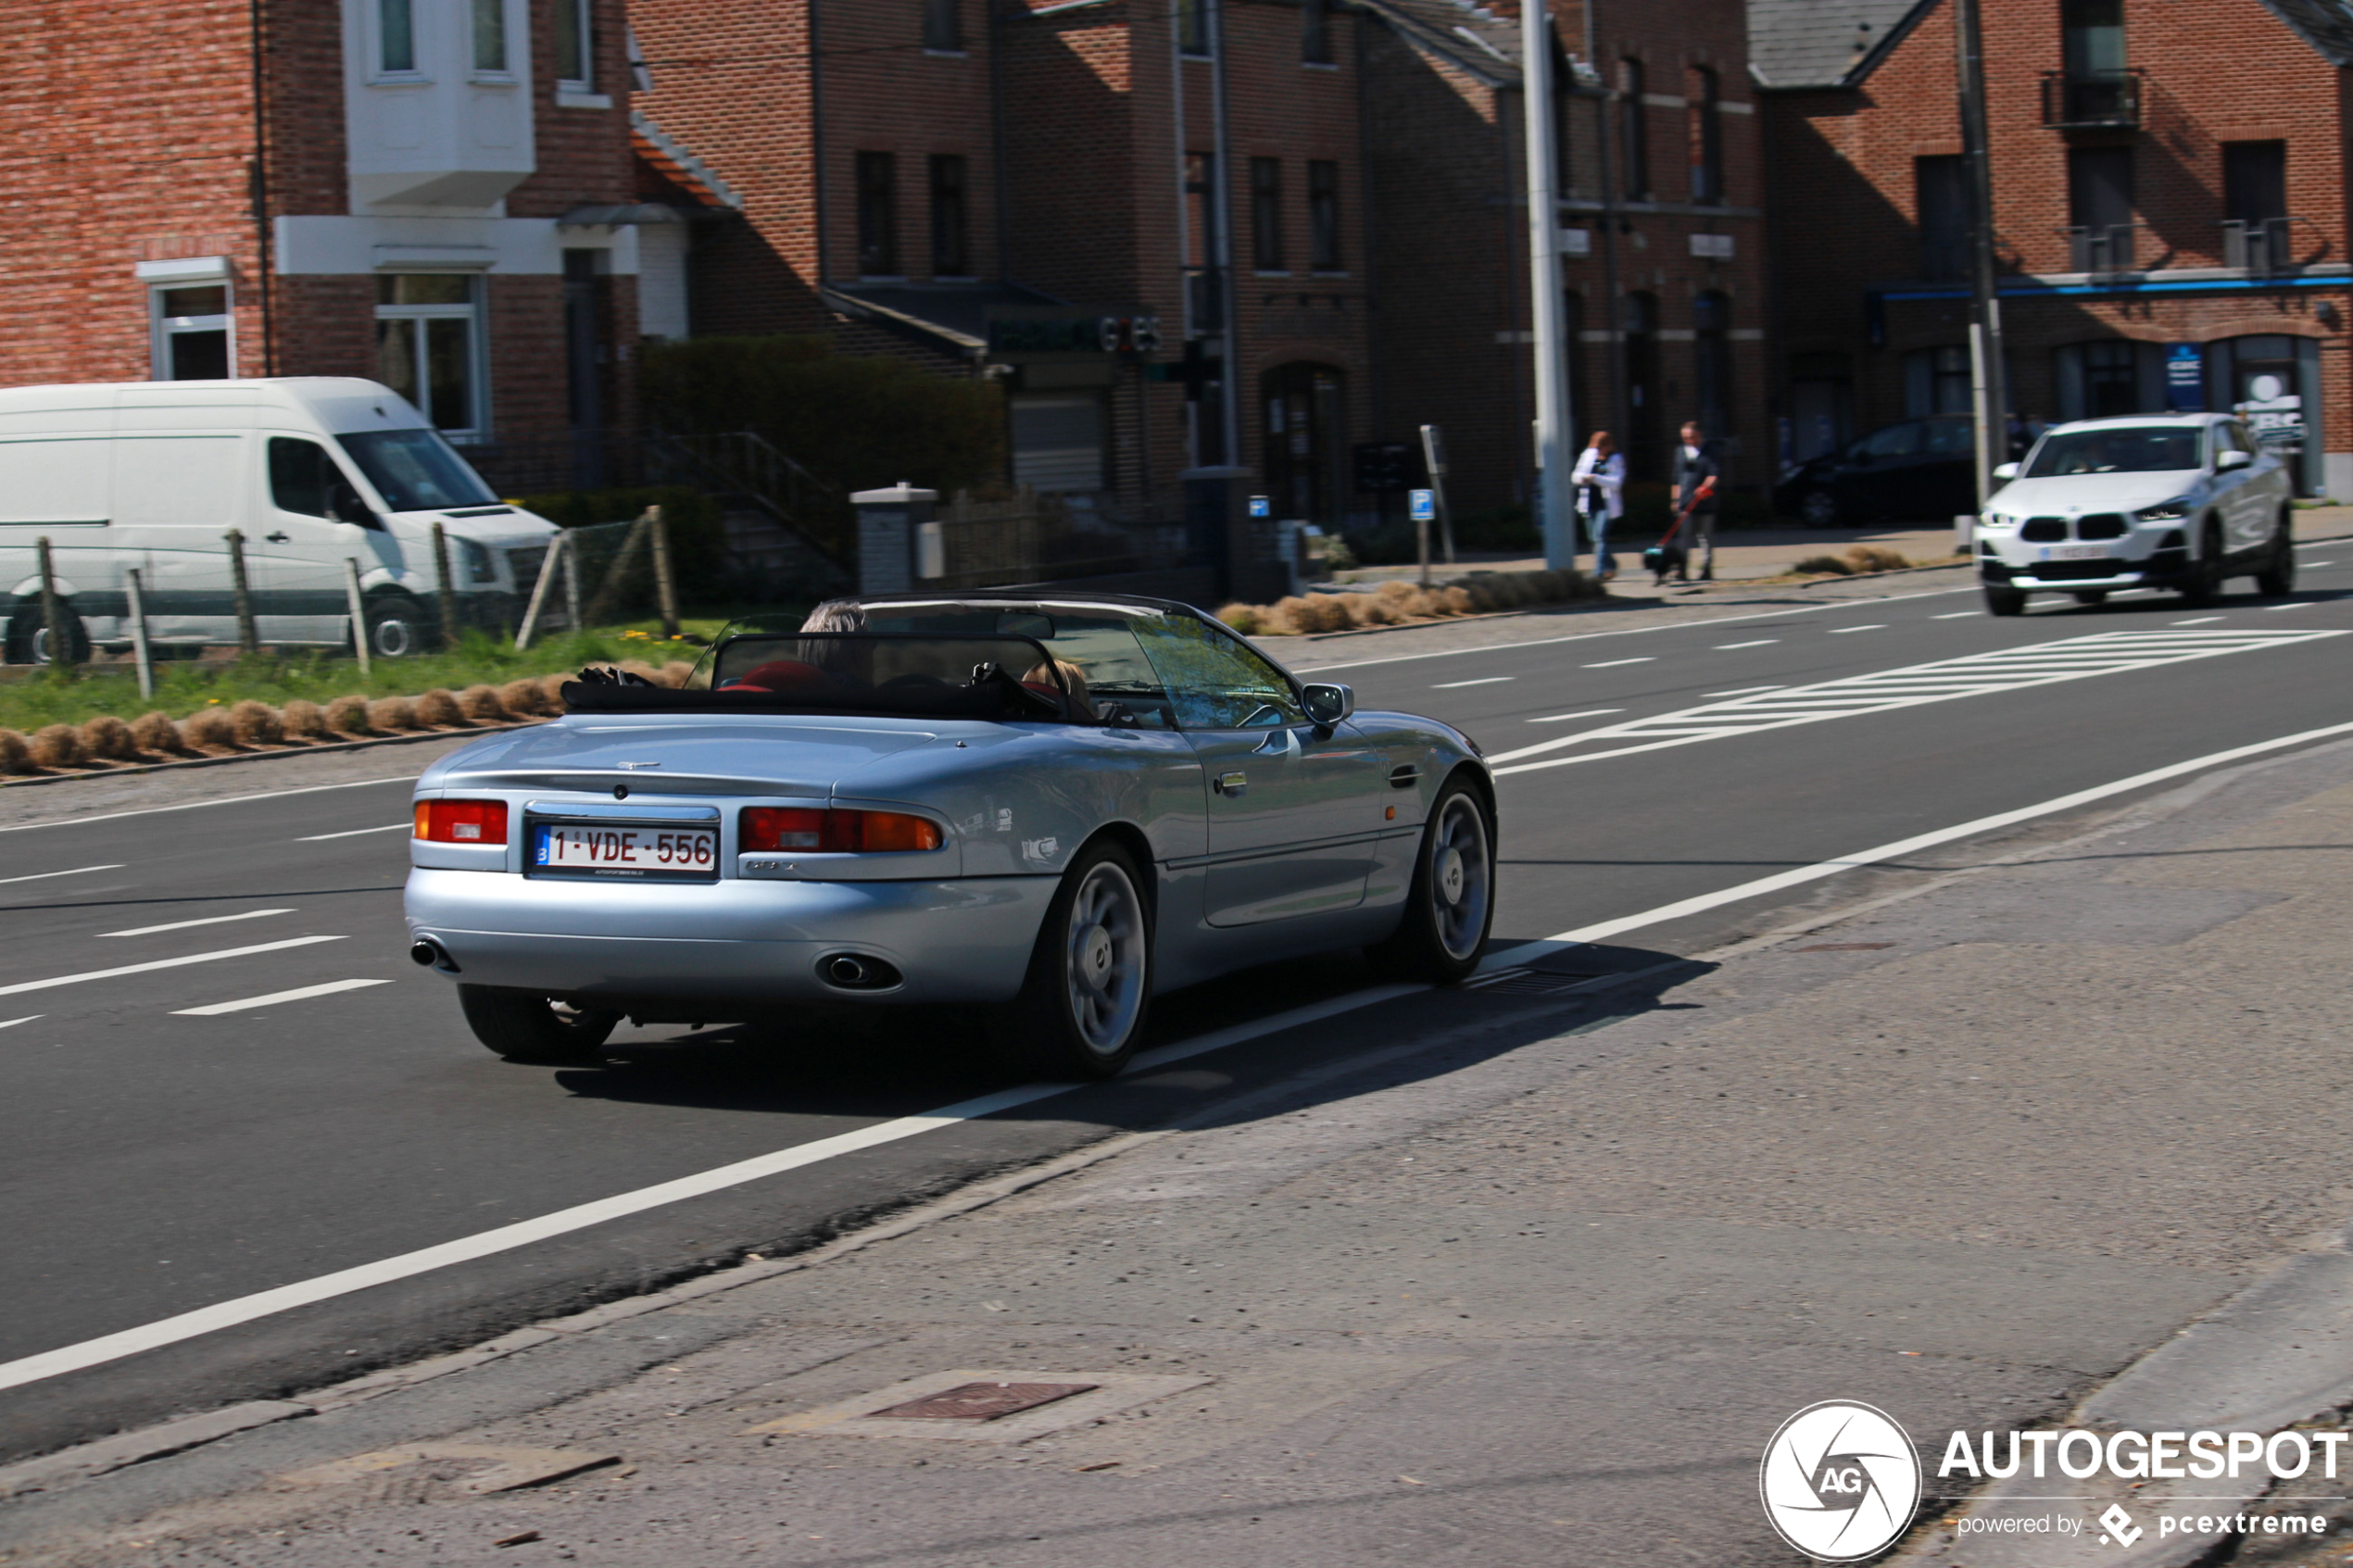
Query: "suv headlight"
2135 497 2194 522
1978 512 2017 530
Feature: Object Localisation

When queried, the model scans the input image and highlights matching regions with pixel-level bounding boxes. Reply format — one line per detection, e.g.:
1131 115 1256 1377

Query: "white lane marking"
2173 617 2224 626
1705 685 1786 697
2268 601 2315 610
1525 709 1625 723
104 909 296 939
1485 715 2353 970
174 979 393 1016
1297 586 1979 673
0 777 418 837
297 823 410 842
2305 560 2335 567
1715 639 1779 649
1431 676 1515 688
0 982 1424 1396
0 864 125 887
0 936 346 999
1829 624 1886 633
1486 629 2348 771
1932 611 1982 619
1583 658 1654 668
0 1016 38 1030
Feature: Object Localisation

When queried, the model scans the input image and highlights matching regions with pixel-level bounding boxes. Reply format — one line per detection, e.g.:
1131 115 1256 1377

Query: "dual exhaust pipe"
409 937 459 972
411 936 900 992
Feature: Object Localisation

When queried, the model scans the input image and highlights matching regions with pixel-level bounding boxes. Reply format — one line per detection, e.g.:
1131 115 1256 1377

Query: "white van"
0 378 561 663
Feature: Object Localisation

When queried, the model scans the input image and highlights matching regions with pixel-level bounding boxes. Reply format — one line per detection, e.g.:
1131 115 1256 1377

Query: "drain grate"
868 1381 1100 1423
1464 967 1605 996
1793 942 1895 953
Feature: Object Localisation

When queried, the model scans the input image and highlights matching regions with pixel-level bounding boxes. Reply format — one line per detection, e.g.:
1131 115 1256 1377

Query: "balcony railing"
2042 69 2143 129
2063 222 2139 274
2221 216 2320 274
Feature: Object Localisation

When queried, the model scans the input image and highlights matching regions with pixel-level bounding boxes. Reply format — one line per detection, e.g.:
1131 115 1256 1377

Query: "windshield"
2024 426 2205 478
336 429 500 511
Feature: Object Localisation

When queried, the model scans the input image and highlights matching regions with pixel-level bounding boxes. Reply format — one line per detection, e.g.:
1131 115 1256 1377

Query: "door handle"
1213 771 1248 797
265 532 290 543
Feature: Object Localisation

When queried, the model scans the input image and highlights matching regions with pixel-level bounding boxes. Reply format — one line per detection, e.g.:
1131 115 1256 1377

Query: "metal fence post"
431 521 460 651
223 529 259 656
343 558 372 678
648 506 681 638
124 567 156 699
35 535 68 672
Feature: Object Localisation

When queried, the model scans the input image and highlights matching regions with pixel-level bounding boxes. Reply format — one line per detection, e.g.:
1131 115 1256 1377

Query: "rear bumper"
404 869 1055 1004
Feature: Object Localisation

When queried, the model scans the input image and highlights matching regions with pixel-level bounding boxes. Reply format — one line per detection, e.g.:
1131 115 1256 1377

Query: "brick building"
1755 0 2353 498
1363 0 1772 501
0 0 644 490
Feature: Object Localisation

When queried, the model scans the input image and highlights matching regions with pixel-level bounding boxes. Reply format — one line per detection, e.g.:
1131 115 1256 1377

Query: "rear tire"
364 594 433 659
459 985 620 1064
5 603 90 667
994 840 1153 1080
1983 585 2028 617
1370 776 1495 984
2256 515 2296 596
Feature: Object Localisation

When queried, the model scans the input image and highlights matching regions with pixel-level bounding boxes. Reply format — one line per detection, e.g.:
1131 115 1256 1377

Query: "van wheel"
993 840 1153 1080
364 595 431 659
1983 585 2028 617
2255 516 2296 596
458 985 620 1063
2180 521 2226 605
4 603 90 667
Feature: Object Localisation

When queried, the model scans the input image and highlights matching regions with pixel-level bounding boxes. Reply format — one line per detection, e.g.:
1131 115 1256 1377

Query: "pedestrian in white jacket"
1569 432 1625 582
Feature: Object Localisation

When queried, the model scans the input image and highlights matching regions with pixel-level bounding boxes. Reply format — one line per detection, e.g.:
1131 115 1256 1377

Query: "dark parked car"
1775 414 1979 527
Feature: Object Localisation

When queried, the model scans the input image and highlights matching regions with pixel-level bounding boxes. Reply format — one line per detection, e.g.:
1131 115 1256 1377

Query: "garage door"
1010 395 1104 493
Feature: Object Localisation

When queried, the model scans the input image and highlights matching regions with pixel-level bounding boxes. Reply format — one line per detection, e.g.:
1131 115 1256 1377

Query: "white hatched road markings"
0 864 124 887
174 979 393 1016
104 909 296 939
1706 686 1786 696
0 936 346 999
1487 629 2349 774
1527 709 1625 723
297 823 411 842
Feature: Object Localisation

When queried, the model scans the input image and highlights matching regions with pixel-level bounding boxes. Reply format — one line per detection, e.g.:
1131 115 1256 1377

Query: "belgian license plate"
531 822 719 881
2046 545 2108 560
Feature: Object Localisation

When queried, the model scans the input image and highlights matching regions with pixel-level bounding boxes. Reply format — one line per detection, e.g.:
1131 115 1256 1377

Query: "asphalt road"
5 549 2351 1464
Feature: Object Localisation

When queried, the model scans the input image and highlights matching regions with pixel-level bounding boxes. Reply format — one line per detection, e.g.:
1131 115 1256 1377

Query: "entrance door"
1133 612 1381 926
1262 363 1345 524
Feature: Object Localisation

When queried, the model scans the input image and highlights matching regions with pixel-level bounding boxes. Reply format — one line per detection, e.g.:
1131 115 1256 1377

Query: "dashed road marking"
1582 658 1654 669
2172 617 2224 626
1526 709 1625 723
0 865 125 887
1932 611 1982 619
0 1016 39 1031
1715 639 1779 649
1431 676 1515 688
104 909 296 939
297 823 410 842
1705 686 1786 696
1829 624 1886 633
174 979 393 1016
1488 629 2348 774
0 936 346 999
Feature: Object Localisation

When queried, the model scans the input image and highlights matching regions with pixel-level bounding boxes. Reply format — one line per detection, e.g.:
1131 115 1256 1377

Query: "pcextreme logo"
1759 1400 1924 1562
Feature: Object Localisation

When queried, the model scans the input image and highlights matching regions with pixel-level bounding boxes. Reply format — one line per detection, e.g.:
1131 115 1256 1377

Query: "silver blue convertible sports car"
404 592 1495 1078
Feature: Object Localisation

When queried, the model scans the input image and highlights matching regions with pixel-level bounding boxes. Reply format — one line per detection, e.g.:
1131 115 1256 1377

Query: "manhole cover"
868 1381 1100 1423
1464 967 1603 996
1794 942 1894 953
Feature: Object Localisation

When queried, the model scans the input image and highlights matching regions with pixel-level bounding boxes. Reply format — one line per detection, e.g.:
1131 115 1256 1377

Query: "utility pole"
1955 0 2009 508
1523 0 1575 570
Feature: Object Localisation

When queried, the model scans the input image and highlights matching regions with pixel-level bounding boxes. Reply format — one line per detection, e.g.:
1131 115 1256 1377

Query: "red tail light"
741 808 943 853
414 798 510 844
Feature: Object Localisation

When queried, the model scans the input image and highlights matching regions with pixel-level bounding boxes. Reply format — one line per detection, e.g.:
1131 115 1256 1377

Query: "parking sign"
1409 489 1436 522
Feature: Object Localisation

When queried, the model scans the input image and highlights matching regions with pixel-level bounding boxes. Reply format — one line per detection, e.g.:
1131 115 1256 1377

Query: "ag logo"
1759 1400 1922 1562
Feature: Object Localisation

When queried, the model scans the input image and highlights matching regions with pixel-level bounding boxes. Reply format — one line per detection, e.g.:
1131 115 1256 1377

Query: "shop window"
153 282 233 381
374 273 484 439
1903 345 1971 417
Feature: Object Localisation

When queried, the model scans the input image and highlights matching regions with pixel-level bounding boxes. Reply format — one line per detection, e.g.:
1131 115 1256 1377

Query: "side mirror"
1301 683 1355 727
2217 448 2253 471
1992 461 2020 482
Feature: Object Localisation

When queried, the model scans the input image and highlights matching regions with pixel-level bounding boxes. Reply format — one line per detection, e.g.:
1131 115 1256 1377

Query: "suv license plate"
2046 545 2108 560
531 823 719 881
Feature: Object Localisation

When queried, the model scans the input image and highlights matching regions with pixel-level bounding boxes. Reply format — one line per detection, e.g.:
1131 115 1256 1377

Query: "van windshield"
2023 426 2205 478
336 429 500 512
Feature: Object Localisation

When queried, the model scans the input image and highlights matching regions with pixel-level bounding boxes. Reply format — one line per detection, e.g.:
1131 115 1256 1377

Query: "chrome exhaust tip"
819 953 901 991
410 938 459 972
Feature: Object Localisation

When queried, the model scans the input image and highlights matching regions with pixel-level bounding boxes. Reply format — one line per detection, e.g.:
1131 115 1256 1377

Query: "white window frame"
374 272 489 443
556 0 594 92
141 260 235 382
470 0 516 81
373 0 427 82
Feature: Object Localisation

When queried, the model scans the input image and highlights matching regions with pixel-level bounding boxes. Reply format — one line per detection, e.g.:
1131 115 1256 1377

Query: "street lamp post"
1523 0 1575 571
1955 0 2010 509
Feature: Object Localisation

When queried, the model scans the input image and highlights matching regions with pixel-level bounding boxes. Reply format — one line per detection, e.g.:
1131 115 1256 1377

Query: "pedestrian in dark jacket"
1671 422 1722 583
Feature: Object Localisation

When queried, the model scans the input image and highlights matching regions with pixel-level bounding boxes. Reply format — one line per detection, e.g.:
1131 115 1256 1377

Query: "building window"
1619 59 1648 201
1622 290 1660 467
2082 339 2142 418
2061 0 2126 79
2068 144 2133 270
923 0 961 53
375 274 484 438
857 151 900 276
1688 67 1722 205
1177 0 1209 58
379 0 417 74
930 154 970 276
1302 0 1331 65
2223 140 2289 269
1308 160 1341 271
1184 151 1224 335
555 0 593 88
152 283 233 381
1915 155 1969 280
1693 291 1732 434
472 0 508 73
1250 157 1285 272
1903 345 1972 417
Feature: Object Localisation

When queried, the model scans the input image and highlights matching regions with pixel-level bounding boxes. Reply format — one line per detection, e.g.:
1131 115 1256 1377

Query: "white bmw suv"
1975 413 2296 616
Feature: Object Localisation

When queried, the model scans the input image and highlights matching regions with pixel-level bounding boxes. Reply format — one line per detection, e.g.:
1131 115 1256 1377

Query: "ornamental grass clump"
81 714 135 760
497 678 546 716
228 700 283 746
280 699 328 740
324 696 373 734
1844 546 1912 573
1793 554 1854 576
459 684 510 722
411 689 465 728
1214 603 1265 635
179 708 235 750
368 696 418 732
0 729 30 775
131 711 184 753
29 723 87 769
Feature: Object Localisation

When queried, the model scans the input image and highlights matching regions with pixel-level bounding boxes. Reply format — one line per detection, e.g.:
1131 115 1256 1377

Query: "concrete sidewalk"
14 737 2353 1564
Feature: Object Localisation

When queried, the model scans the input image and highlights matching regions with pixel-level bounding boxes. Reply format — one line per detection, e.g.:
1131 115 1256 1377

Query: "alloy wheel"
1061 860 1146 1057
1428 793 1492 963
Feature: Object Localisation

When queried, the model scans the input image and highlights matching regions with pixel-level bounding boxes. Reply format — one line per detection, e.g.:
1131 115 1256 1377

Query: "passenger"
800 599 867 633
1023 658 1094 719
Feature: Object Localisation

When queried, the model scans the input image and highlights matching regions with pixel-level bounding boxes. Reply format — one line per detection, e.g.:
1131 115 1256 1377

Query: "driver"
1023 658 1094 720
